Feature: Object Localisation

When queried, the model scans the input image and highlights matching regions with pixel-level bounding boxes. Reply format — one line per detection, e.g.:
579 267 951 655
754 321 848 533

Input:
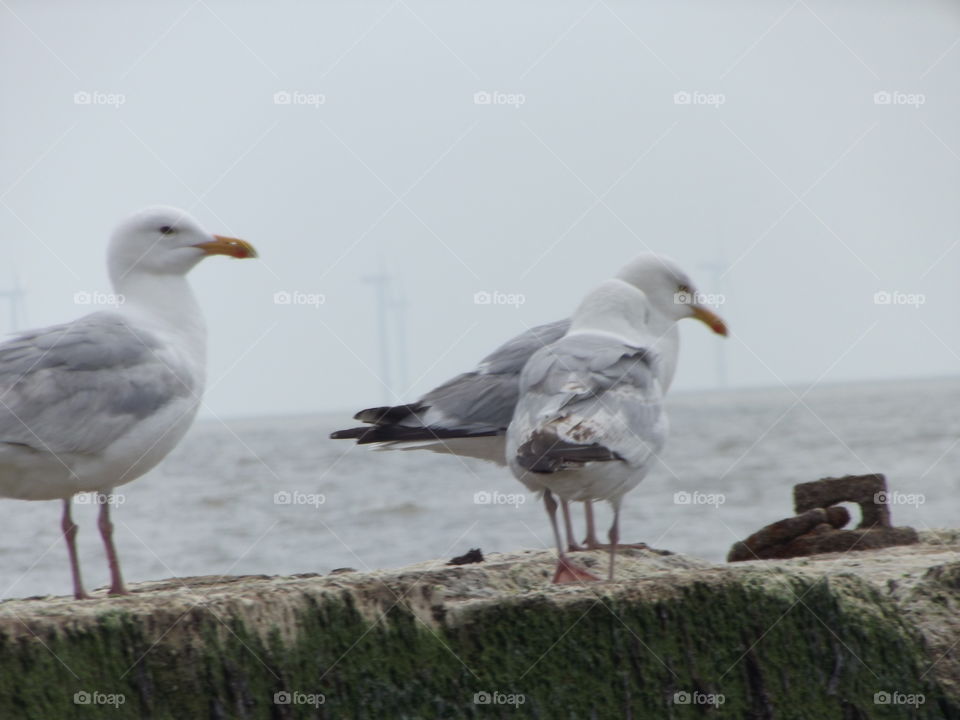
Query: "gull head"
107 206 257 283
615 253 727 336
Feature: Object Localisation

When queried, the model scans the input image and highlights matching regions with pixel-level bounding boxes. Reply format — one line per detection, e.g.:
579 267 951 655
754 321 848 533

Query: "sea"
2 377 958 600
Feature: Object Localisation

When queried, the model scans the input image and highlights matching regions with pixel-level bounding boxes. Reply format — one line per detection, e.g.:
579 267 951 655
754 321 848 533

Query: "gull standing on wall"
0 207 257 599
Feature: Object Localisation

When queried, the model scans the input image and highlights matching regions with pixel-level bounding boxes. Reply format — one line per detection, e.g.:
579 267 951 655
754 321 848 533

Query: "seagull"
330 254 727 549
507 272 723 583
0 207 257 599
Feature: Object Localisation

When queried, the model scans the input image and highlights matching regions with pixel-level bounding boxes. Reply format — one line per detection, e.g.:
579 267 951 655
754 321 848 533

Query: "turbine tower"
0 271 26 332
700 255 728 388
363 260 408 405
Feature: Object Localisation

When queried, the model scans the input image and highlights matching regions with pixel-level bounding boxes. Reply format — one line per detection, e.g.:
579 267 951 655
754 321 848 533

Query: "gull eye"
159 225 176 235
677 284 691 295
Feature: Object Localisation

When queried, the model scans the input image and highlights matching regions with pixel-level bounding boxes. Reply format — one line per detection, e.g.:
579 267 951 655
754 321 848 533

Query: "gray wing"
475 319 571 374
510 334 666 473
418 318 571 429
0 312 195 456
331 319 570 443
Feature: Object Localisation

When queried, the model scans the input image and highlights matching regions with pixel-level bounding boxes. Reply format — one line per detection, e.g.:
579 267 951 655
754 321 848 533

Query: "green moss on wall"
1 562 955 719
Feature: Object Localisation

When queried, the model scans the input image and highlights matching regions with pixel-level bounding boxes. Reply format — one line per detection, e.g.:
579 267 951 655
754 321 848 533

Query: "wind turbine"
700 254 729 388
363 259 408 405
0 270 26 332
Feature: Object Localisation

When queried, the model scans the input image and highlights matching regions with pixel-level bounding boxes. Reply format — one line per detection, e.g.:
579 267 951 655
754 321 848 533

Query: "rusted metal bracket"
728 474 919 562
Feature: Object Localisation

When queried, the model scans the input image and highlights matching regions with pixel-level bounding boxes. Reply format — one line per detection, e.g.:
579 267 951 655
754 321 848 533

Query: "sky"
1 0 958 419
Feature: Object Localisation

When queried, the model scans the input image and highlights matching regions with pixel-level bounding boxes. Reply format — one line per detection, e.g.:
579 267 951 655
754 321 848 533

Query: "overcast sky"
1 0 958 419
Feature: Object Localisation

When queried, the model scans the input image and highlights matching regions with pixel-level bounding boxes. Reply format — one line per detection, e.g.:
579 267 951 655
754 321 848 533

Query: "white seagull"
331 254 726 550
507 274 711 583
0 207 257 599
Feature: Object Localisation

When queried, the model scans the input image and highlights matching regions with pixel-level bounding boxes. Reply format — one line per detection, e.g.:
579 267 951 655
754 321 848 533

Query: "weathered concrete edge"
1 537 959 719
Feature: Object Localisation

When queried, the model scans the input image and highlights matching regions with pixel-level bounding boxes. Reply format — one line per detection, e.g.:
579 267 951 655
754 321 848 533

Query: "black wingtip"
329 427 368 440
330 425 501 445
353 403 425 425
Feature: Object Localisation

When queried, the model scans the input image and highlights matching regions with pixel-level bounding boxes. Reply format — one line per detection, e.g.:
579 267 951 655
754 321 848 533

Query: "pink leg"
61 499 90 600
607 500 620 581
583 501 602 549
97 493 130 596
560 500 584 552
584 500 647 551
544 491 600 584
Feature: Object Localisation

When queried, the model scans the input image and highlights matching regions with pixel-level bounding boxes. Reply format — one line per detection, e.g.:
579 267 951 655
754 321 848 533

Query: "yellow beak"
193 235 258 259
691 306 728 336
